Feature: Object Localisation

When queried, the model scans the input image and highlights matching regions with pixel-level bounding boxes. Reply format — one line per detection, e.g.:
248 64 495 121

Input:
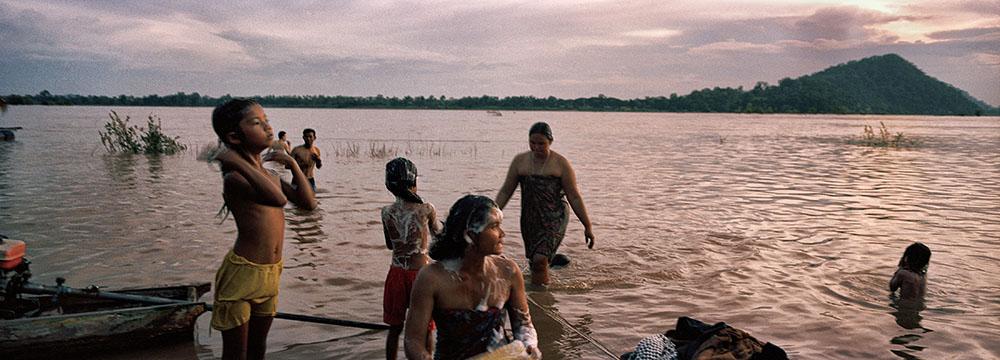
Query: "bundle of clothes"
621 316 788 360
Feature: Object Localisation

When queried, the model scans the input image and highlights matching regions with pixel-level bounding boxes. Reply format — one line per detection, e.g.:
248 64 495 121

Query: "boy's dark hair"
386 157 423 204
899 242 931 274
278 130 286 138
303 128 316 136
212 98 259 144
430 195 497 260
529 121 553 141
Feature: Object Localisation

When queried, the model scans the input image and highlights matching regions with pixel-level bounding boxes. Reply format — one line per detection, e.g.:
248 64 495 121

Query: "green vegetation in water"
99 111 186 155
849 121 919 148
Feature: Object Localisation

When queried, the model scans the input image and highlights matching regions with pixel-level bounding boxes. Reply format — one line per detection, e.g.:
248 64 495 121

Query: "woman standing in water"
496 122 595 286
404 195 540 359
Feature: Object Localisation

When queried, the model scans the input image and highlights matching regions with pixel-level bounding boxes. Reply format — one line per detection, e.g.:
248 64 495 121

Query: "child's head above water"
212 98 261 146
385 157 422 204
899 242 931 274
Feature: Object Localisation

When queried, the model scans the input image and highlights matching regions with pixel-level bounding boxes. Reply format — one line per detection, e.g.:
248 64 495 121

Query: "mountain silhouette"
753 53 990 115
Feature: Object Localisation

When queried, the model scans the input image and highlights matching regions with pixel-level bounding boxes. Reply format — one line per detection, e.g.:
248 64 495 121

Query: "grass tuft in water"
369 142 398 159
332 141 475 159
848 121 919 148
99 111 186 155
333 142 361 158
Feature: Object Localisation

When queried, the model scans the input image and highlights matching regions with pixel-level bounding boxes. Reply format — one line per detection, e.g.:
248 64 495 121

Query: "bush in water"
99 111 186 155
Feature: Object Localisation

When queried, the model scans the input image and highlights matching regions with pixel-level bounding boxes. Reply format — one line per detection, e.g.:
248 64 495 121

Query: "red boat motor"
1 236 26 272
1 235 33 308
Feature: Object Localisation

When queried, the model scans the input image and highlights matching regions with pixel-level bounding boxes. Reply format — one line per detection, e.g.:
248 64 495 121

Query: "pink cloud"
792 6 905 42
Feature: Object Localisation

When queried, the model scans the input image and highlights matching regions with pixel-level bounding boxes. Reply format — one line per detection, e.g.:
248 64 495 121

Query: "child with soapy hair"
381 157 439 359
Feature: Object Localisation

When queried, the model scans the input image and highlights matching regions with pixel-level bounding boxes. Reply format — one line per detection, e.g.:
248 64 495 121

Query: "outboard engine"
1 235 27 272
1 235 32 310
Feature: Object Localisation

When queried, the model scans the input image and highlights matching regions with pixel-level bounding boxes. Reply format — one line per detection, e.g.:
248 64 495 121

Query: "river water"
1 106 998 359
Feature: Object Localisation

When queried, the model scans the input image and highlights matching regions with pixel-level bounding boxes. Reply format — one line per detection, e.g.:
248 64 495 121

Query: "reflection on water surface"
1 107 998 359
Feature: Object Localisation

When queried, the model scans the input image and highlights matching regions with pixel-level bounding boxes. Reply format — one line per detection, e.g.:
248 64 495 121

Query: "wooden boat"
0 282 210 359
0 237 385 358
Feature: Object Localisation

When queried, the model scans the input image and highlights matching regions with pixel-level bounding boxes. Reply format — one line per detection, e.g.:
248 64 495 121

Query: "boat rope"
526 294 619 360
203 303 388 330
13 280 390 330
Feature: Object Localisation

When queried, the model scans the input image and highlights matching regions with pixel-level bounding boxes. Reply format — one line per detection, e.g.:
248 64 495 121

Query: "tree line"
3 54 996 116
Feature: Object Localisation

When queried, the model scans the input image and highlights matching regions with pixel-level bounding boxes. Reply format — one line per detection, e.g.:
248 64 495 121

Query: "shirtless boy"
290 128 322 191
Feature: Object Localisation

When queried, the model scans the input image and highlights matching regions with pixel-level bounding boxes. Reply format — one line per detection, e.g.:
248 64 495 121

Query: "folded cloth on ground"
620 333 678 360
623 316 787 360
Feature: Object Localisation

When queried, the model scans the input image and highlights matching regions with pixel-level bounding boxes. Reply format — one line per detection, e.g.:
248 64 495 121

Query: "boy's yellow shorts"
211 250 283 331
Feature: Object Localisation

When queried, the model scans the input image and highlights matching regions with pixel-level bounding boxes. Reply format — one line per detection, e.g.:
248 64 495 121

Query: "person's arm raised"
495 156 521 210
265 151 317 210
404 268 437 360
217 149 286 207
312 147 322 169
561 157 595 249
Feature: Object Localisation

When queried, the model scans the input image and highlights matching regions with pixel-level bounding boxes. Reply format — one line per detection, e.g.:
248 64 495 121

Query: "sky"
1 0 998 106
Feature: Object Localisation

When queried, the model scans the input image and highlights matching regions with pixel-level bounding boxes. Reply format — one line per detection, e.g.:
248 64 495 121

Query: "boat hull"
0 283 209 358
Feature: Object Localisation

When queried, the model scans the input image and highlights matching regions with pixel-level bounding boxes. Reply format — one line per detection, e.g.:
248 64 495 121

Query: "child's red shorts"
383 266 435 330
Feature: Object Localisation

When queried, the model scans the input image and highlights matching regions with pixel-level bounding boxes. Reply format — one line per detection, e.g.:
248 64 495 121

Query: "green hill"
751 54 990 115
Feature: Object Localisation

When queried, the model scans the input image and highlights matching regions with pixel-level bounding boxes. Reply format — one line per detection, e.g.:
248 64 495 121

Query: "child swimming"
890 242 931 300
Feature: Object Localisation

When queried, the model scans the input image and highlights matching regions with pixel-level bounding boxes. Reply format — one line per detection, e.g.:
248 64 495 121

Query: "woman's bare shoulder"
490 255 522 277
553 151 572 166
418 262 448 280
512 151 533 163
504 152 531 174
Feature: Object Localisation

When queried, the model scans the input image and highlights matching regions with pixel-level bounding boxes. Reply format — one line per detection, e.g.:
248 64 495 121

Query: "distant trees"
4 91 216 107
4 54 997 115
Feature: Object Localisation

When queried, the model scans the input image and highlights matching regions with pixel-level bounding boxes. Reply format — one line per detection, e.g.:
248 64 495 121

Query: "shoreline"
2 103 998 118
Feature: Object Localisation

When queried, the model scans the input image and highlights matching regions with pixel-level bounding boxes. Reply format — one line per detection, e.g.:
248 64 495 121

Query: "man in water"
291 128 322 191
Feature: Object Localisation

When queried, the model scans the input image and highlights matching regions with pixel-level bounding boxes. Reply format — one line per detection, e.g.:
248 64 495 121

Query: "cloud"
927 27 1000 40
689 40 784 55
971 53 1000 68
0 1 255 72
622 28 681 39
0 0 997 105
0 3 116 62
900 0 1000 18
791 6 906 42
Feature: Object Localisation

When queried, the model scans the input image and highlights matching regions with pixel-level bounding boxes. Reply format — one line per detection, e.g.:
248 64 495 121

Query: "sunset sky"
2 0 998 105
